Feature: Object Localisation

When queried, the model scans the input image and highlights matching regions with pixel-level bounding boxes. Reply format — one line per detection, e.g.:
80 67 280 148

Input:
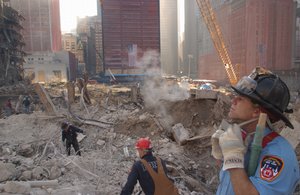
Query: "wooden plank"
33 83 57 114
131 86 138 103
66 82 75 104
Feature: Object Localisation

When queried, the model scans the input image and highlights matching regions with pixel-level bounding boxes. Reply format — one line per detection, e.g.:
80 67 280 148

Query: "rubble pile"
0 80 299 195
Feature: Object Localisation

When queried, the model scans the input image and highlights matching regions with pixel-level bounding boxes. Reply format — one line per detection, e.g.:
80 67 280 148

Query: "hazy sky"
60 0 97 33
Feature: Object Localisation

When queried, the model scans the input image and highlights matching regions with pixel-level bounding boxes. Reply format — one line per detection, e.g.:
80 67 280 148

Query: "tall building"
197 0 295 82
8 0 62 52
182 0 199 78
101 0 160 74
294 0 300 68
77 16 99 75
160 0 179 75
97 0 102 16
62 33 77 54
87 16 103 74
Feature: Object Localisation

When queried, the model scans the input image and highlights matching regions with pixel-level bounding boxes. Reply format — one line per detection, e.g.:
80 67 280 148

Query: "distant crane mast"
196 0 238 85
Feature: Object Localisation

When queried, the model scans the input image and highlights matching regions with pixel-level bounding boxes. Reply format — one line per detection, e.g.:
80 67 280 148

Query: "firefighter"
121 137 178 195
212 67 300 194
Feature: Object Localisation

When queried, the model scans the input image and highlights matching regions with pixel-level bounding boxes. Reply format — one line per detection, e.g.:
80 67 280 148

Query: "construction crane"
196 0 238 85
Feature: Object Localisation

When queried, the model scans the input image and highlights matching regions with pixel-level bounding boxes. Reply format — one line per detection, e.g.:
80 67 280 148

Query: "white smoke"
138 50 190 107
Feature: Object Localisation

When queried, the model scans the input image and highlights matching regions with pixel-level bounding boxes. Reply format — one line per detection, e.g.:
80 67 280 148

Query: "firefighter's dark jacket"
120 152 170 195
62 125 83 143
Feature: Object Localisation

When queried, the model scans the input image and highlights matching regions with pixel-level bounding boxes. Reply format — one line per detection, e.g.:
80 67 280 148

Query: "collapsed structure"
0 0 26 86
0 0 300 194
0 77 299 194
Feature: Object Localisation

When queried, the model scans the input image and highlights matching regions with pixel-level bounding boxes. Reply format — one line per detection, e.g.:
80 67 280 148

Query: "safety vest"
140 157 179 195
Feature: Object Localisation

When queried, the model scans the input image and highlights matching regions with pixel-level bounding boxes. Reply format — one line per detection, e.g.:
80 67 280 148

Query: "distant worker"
22 95 31 114
3 98 14 117
121 137 179 195
211 67 300 194
61 122 84 156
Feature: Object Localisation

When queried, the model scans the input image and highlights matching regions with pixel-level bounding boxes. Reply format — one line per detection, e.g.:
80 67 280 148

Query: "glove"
219 124 246 171
211 120 230 160
211 129 225 160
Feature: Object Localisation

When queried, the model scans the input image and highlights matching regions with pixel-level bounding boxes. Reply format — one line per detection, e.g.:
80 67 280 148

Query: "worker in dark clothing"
121 137 178 195
22 95 31 114
61 122 84 156
4 98 14 117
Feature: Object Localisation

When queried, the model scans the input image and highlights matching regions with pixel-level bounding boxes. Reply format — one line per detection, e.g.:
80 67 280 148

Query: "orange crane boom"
196 0 238 85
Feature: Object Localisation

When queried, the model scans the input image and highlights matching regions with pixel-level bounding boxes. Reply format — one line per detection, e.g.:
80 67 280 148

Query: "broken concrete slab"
19 171 32 181
77 133 86 142
172 123 190 145
3 181 31 195
32 167 47 180
16 144 35 157
96 139 106 146
49 166 62 180
0 180 58 193
0 162 16 182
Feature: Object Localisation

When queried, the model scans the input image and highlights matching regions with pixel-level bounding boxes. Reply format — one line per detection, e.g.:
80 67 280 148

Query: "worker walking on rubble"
120 137 179 195
211 67 300 194
61 121 84 156
22 95 31 114
3 98 14 117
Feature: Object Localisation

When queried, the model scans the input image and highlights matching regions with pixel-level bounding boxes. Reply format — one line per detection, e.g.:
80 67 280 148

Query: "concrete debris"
0 162 16 182
3 181 31 194
16 144 35 157
0 180 58 194
96 139 106 146
19 171 32 181
0 82 299 194
172 123 190 145
195 89 219 99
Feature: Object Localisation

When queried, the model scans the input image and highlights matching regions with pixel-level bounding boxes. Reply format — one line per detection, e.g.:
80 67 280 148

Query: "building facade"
23 51 76 83
62 33 77 55
159 0 179 76
77 16 103 74
197 0 295 82
294 0 300 68
9 0 62 52
101 0 160 74
182 0 199 78
77 17 97 76
0 1 26 86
